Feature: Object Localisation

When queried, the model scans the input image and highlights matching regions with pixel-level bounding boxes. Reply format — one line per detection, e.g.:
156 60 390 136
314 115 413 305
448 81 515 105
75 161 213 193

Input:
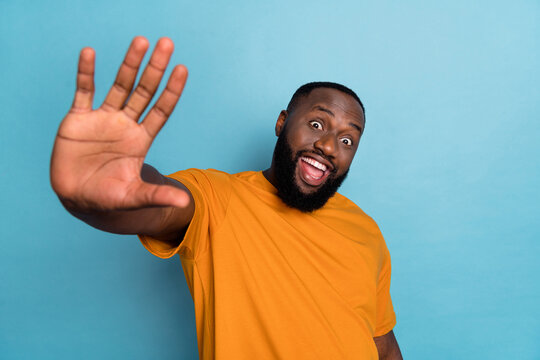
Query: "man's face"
272 88 365 212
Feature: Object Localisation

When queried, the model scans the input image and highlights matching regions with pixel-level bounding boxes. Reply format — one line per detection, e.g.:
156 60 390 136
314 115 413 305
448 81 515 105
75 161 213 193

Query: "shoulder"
324 194 392 272
164 168 233 190
163 169 235 208
319 192 387 247
325 192 378 225
168 168 231 181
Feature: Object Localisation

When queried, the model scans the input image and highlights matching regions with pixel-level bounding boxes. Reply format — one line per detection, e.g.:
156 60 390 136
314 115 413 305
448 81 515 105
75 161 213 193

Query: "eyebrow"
312 105 335 117
312 105 363 134
349 122 363 134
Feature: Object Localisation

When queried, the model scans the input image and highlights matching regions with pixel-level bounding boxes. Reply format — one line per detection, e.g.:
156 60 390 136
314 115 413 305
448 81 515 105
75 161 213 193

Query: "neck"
262 163 278 189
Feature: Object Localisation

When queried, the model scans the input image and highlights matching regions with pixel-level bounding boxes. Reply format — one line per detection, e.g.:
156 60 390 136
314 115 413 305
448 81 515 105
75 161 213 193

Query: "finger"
101 36 149 112
123 37 175 120
71 47 95 112
135 182 191 208
141 65 188 138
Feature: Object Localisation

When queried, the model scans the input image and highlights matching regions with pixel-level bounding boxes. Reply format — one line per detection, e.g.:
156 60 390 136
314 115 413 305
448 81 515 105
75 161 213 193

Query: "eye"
309 120 323 130
340 138 353 146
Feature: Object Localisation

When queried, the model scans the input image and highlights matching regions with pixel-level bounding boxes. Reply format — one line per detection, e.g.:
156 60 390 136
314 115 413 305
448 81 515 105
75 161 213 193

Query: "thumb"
135 182 191 208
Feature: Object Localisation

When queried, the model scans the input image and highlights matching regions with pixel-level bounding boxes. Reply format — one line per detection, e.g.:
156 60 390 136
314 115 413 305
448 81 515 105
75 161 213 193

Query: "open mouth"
298 156 331 186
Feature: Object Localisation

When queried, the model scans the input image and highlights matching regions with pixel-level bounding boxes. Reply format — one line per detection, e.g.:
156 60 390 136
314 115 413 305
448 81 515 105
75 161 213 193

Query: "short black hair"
286 81 365 117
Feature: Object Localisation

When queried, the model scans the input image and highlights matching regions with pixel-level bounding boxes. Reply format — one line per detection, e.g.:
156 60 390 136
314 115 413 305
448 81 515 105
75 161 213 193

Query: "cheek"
286 129 316 151
337 151 356 171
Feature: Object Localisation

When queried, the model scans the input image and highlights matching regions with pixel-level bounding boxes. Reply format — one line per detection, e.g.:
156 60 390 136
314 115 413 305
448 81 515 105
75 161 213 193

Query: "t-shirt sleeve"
138 169 231 260
373 238 397 337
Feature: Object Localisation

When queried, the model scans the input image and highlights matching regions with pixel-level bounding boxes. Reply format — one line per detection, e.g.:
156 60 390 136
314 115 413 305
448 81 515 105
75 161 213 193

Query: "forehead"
293 88 365 125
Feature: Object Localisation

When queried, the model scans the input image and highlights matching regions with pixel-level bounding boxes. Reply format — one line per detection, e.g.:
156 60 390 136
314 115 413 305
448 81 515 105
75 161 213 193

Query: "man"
51 36 402 359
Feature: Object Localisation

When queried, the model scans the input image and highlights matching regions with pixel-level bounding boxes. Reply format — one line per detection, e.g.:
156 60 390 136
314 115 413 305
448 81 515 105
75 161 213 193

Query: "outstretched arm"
50 37 193 241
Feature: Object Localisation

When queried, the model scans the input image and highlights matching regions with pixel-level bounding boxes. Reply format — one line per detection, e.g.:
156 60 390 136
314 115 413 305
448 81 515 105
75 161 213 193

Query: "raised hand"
51 37 190 213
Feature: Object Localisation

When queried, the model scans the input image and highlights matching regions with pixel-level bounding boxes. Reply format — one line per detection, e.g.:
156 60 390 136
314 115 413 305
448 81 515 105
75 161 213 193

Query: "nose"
314 133 337 159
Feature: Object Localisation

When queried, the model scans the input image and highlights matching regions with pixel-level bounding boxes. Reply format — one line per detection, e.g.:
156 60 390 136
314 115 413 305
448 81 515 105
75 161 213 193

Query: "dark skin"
50 37 402 359
50 37 193 240
263 87 365 193
374 330 403 360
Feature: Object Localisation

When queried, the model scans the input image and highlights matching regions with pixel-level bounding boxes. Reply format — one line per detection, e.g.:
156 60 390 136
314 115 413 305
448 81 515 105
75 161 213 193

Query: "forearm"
58 164 193 238
64 204 173 236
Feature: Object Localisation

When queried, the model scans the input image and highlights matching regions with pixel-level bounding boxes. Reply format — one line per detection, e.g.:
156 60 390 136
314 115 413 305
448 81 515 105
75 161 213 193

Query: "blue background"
1 0 539 359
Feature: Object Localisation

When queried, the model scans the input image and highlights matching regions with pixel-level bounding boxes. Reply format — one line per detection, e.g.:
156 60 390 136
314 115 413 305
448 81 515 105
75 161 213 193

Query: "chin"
294 178 324 195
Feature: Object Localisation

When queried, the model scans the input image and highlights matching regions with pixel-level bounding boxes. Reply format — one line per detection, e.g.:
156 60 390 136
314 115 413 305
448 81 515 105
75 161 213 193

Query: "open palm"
51 37 189 212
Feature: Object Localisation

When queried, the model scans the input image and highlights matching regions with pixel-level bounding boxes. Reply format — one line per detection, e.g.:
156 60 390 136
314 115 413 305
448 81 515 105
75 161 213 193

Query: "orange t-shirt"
139 169 396 360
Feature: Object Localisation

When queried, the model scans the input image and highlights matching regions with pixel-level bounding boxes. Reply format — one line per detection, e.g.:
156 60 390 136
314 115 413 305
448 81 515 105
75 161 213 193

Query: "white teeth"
301 157 327 171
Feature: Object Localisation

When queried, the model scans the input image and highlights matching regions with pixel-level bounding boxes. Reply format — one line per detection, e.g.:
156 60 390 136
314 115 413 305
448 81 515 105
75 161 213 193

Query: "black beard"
272 131 349 212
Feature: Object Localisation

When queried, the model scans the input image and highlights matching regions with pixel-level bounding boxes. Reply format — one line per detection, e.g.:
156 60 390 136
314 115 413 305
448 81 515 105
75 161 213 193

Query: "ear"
275 110 288 136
